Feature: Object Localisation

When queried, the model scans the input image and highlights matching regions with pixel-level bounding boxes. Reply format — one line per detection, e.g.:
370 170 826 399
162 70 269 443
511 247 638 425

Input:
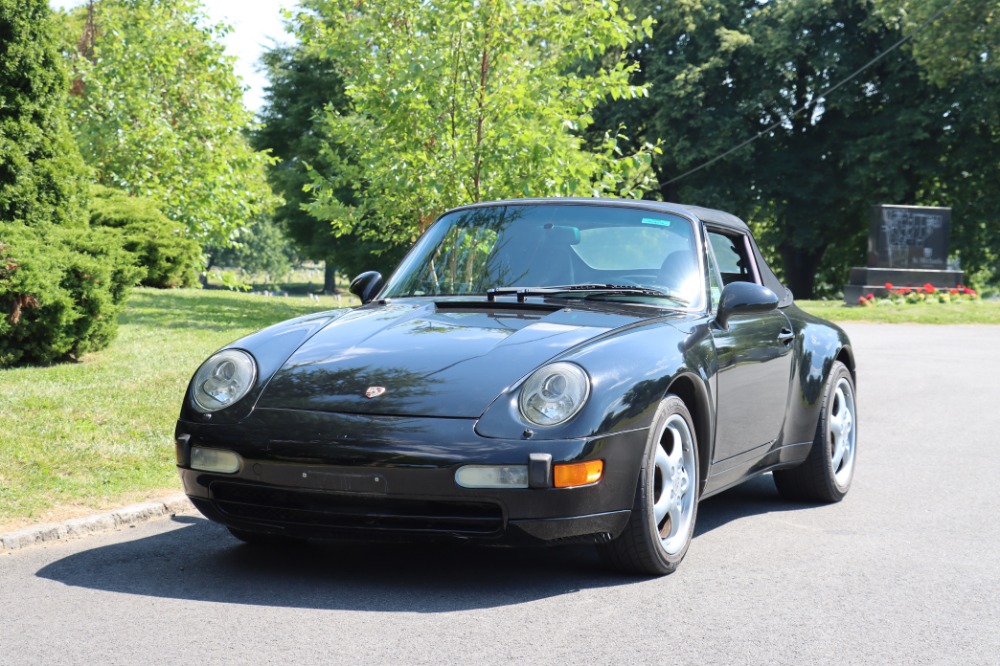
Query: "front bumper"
175 408 646 545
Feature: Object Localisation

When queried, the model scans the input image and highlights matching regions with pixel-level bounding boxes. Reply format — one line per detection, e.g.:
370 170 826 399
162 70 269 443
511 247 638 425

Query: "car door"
707 227 794 463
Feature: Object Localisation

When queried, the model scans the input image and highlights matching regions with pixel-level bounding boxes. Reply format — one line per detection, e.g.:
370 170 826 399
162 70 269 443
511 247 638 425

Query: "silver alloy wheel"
652 413 697 555
829 376 857 488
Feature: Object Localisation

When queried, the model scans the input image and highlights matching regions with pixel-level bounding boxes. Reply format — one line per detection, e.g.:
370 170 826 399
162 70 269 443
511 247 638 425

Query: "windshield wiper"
485 284 690 306
567 284 691 306
485 286 570 302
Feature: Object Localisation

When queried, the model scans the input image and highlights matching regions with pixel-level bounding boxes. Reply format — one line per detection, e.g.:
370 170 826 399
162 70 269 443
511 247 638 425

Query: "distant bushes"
0 186 205 366
0 222 142 366
89 186 200 288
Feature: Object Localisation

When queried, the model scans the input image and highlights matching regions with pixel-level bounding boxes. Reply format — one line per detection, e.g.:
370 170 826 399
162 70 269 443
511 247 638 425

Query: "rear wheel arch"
773 359 857 502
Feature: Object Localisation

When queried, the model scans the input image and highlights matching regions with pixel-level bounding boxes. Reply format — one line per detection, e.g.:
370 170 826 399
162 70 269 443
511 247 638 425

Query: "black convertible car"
175 198 857 575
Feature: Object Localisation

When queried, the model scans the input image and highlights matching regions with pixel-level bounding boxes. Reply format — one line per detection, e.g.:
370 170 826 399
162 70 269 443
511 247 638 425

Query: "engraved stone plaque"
868 205 952 270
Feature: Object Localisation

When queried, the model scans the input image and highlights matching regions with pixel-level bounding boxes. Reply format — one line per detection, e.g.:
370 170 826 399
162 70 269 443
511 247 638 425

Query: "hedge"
89 185 200 288
0 222 141 366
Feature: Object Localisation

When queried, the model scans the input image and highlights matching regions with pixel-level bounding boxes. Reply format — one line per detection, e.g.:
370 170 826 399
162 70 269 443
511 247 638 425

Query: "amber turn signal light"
553 460 604 488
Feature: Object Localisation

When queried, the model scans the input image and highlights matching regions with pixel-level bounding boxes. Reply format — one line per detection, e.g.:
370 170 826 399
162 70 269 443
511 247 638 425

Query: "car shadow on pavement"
694 472 823 538
36 519 621 611
35 473 819 612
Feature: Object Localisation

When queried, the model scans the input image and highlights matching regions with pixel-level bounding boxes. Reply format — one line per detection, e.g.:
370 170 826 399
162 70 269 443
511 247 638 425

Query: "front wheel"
599 395 700 576
773 360 857 502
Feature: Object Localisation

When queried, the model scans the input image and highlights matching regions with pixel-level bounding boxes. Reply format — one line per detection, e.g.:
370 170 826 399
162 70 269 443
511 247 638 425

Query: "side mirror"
715 282 778 329
349 271 384 304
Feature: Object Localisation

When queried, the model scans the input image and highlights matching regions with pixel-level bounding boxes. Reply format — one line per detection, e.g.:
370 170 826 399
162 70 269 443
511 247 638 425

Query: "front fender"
177 308 351 424
475 318 717 441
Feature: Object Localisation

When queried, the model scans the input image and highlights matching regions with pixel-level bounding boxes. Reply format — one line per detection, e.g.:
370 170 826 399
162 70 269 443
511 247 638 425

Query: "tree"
1 0 138 366
297 0 659 246
89 185 200 288
205 216 298 286
602 0 950 298
0 0 88 229
60 0 277 250
253 42 401 290
873 0 1000 287
874 0 997 86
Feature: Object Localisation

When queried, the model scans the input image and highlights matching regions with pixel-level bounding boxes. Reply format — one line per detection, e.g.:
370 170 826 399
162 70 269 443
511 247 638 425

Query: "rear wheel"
773 360 857 502
599 395 699 576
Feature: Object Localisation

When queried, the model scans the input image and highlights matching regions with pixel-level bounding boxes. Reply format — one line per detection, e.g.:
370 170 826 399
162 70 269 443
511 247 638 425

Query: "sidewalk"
0 495 194 552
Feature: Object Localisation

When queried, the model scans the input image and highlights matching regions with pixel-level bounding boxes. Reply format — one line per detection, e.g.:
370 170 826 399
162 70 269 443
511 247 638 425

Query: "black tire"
599 395 700 576
773 360 857 502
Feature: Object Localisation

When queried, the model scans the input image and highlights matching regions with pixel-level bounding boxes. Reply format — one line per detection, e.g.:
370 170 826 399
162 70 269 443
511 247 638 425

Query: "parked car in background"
175 198 857 575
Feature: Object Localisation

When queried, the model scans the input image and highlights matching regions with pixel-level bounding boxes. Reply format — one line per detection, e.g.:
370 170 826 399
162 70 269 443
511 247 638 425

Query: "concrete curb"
0 495 195 552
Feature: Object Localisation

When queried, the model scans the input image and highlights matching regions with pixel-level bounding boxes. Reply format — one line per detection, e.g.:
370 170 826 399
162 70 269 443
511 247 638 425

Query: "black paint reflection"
262 365 439 415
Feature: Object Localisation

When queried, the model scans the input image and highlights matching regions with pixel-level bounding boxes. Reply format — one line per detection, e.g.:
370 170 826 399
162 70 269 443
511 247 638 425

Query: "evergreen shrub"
0 222 141 366
1 0 141 366
89 186 200 288
0 0 89 228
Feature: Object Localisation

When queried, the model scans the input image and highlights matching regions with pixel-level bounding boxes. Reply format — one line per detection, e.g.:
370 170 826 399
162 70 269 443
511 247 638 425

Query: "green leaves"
0 0 89 230
297 0 659 245
874 0 998 87
602 0 998 297
0 222 141 366
60 0 278 250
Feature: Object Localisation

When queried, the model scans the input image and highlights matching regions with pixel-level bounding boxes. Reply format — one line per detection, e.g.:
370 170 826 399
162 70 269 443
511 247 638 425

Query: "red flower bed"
856 283 979 306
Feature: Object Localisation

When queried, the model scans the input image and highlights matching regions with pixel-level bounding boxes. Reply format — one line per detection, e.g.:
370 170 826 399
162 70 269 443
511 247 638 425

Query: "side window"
706 229 758 286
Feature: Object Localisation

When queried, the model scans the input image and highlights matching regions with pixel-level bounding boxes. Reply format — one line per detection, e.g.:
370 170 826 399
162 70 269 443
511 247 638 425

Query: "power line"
665 0 960 186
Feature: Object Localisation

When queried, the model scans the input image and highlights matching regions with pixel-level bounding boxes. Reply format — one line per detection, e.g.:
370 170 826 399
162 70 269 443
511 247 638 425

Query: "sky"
49 0 297 113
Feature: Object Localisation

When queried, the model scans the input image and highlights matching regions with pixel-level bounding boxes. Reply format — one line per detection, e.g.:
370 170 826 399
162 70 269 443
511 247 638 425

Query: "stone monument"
843 205 964 304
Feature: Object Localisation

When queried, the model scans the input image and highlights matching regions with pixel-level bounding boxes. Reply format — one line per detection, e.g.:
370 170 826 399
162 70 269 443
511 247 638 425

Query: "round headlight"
191 349 257 413
519 362 590 427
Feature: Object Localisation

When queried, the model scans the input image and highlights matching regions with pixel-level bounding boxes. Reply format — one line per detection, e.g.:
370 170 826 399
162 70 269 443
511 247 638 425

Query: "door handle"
778 328 795 345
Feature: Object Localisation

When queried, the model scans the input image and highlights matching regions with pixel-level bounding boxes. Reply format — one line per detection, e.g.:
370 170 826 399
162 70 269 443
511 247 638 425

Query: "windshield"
382 204 706 308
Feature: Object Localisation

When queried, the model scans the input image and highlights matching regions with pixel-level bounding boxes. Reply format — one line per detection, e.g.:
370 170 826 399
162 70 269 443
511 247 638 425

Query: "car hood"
256 299 679 418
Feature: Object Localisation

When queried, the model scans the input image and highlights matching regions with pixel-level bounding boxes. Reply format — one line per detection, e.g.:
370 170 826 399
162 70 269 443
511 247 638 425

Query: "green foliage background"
60 0 278 250
0 222 141 366
89 185 200 289
1 0 139 367
252 43 401 286
0 0 88 229
595 0 998 298
297 0 660 246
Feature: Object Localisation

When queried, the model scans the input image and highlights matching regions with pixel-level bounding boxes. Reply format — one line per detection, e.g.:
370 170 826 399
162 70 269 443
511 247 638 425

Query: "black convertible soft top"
451 197 751 233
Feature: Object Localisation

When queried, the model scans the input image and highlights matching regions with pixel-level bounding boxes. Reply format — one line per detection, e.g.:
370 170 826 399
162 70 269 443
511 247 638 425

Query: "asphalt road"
2 323 998 666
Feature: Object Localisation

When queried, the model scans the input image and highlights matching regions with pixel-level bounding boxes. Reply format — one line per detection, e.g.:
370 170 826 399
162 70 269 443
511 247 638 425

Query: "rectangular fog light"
190 447 242 474
455 465 529 489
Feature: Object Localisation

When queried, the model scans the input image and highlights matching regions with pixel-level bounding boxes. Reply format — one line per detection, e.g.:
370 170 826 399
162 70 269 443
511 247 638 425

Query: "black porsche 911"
175 198 857 575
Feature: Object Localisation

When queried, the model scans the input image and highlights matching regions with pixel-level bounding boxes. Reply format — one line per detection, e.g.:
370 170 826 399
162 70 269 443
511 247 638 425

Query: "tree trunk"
778 244 825 300
324 261 339 294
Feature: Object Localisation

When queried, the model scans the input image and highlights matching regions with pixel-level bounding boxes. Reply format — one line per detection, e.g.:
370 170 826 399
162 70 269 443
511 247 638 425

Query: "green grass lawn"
0 288 355 530
1 288 997 531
